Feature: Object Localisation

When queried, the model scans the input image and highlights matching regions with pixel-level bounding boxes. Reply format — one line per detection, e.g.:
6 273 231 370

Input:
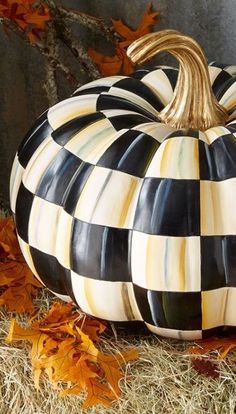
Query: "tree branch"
44 59 58 106
58 7 120 44
54 18 101 80
45 0 101 80
2 0 121 101
4 19 78 97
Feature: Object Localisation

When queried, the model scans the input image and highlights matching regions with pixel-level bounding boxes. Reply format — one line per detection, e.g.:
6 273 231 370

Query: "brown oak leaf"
6 301 139 408
89 3 159 76
0 217 42 313
191 358 219 379
0 0 51 43
186 336 236 359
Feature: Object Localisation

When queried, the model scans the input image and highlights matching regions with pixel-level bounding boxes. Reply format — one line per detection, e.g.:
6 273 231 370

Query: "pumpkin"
9 30 236 340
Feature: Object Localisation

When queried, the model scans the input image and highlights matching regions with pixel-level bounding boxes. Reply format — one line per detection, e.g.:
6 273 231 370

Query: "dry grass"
1 287 236 414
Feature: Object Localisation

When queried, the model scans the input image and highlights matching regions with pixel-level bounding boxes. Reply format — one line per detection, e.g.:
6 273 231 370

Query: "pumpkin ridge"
10 31 236 340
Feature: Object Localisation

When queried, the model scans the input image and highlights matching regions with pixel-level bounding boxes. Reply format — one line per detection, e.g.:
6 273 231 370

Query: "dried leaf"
191 358 219 379
6 317 39 342
0 0 51 43
6 301 139 408
133 3 160 37
112 3 159 40
82 378 115 408
186 336 236 359
0 217 21 260
65 359 98 388
98 348 139 395
26 7 50 30
89 3 159 76
27 27 44 44
0 217 42 313
88 48 123 76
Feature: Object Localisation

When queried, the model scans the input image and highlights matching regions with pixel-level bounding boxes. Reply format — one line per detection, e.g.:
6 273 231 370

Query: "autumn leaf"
89 3 159 76
98 348 139 395
65 359 98 388
25 7 50 30
6 301 139 408
0 217 42 313
186 336 236 359
0 217 21 260
88 49 122 76
0 265 42 313
82 379 115 408
112 3 159 40
191 358 219 379
0 0 51 44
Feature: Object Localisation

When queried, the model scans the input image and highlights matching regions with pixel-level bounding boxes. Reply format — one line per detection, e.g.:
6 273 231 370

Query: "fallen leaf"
0 217 21 260
6 317 39 342
191 358 219 379
186 336 236 359
0 217 42 313
98 348 139 395
82 378 115 408
6 301 139 408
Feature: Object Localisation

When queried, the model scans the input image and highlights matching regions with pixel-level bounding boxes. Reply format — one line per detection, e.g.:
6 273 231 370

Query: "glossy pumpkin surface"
10 56 236 339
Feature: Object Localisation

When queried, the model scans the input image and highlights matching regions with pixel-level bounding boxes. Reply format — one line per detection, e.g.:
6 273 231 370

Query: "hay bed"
1 290 236 413
1 210 236 413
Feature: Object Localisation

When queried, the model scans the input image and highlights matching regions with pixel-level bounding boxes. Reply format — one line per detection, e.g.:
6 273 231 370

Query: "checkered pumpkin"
10 30 236 339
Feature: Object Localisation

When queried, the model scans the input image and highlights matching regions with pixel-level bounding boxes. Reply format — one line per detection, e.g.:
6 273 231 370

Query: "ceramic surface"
10 63 236 339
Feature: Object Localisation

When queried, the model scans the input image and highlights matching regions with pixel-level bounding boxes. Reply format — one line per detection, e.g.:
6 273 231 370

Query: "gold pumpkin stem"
127 30 228 131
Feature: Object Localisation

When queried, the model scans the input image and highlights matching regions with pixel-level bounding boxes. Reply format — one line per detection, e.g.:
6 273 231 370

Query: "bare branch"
58 7 120 44
54 19 101 80
44 59 58 106
3 19 78 89
45 0 101 80
2 0 117 96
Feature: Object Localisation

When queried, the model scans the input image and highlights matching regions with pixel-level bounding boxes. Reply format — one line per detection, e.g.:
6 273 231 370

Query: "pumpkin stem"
127 30 228 131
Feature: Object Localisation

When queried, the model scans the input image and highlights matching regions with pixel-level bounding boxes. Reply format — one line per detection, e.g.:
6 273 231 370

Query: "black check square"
133 284 202 330
199 135 236 181
133 178 200 236
201 236 236 290
30 246 71 296
15 183 34 243
71 219 132 282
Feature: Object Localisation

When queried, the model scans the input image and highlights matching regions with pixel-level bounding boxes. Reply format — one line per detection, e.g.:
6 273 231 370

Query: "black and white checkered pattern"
10 64 236 339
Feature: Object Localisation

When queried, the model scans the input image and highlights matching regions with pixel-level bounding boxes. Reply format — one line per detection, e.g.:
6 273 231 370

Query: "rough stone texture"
1 0 236 208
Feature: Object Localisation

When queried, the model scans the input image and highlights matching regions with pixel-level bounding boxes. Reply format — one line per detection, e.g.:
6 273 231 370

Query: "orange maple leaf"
6 301 139 408
89 3 159 76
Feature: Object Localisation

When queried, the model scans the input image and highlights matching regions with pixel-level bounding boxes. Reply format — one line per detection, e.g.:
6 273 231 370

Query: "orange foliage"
89 3 159 76
0 0 51 43
0 217 42 313
6 302 139 408
191 358 219 379
186 336 236 359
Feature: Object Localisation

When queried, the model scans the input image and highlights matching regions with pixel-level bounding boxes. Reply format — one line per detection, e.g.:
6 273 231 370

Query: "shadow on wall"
1 0 236 208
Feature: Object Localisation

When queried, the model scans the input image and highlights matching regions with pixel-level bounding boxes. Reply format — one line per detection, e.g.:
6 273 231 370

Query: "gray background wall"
1 0 236 208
